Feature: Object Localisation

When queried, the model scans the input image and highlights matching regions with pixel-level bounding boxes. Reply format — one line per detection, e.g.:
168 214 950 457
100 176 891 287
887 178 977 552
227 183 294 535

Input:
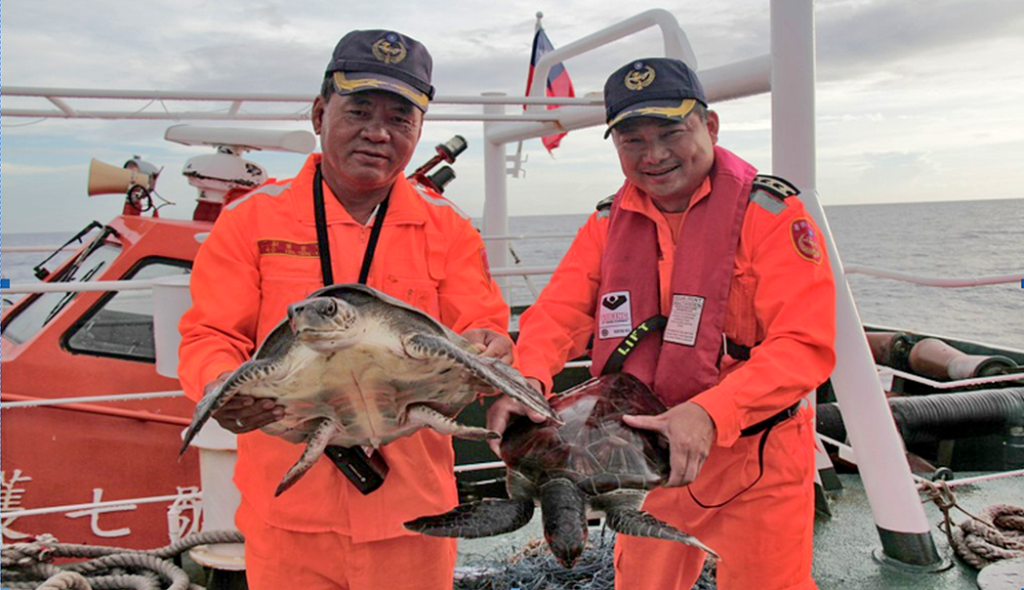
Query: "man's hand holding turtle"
462 327 514 364
485 377 549 457
206 371 285 434
623 402 716 487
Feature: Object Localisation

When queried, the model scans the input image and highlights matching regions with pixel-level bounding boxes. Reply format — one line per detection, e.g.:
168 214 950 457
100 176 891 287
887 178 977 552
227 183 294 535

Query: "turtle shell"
500 373 669 497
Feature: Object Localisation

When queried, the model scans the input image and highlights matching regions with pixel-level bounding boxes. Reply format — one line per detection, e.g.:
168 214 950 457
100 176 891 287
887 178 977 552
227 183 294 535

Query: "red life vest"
591 146 757 407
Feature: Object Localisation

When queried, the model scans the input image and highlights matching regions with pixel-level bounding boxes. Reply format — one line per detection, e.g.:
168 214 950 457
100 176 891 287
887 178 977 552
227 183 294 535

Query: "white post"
770 0 943 569
482 93 511 298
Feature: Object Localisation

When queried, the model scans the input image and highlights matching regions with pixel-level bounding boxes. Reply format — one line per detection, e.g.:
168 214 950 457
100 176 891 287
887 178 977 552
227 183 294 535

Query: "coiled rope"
920 480 1024 569
0 530 243 590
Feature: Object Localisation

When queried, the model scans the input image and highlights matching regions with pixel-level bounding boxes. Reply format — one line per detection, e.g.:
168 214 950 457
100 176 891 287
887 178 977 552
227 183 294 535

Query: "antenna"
163 125 316 221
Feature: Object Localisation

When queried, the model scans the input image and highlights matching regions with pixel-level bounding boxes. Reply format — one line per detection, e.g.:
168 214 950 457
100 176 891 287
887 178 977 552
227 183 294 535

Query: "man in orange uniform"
489 58 836 589
178 30 511 590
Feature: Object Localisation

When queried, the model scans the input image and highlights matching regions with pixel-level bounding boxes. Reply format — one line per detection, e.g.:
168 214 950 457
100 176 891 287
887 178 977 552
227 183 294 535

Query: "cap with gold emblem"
603 58 706 138
325 30 435 111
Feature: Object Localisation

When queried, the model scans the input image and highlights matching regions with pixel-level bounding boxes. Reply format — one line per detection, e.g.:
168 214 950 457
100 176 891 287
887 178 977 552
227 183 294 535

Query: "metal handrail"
0 492 202 520
481 232 577 241
1 86 604 105
881 367 1024 390
1 246 78 254
913 469 1024 490
0 279 165 294
6 264 1023 294
844 264 1024 288
0 86 604 122
0 390 185 410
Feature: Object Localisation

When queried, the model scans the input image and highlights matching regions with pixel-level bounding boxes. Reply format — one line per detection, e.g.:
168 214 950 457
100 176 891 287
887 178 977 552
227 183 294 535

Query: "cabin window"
1 244 122 345
65 259 191 361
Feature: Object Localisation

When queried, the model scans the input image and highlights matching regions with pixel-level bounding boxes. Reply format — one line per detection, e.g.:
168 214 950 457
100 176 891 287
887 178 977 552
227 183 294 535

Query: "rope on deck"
951 504 1024 569
921 480 1024 569
0 530 243 590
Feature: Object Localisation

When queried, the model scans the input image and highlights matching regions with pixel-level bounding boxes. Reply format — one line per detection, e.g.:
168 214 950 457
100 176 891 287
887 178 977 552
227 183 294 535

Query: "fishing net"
453 529 716 590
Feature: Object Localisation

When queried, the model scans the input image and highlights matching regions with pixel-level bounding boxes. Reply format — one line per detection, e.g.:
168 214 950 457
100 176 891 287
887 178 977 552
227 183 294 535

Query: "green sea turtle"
179 283 558 496
405 372 718 568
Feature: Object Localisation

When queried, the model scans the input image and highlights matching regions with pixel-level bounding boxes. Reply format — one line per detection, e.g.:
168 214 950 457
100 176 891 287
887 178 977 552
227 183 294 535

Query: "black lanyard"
311 164 392 495
312 164 390 287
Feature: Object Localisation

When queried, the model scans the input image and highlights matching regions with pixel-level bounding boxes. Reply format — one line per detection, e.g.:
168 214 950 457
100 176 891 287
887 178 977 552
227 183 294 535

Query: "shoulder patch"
596 194 615 219
750 190 787 215
752 175 799 199
749 175 798 215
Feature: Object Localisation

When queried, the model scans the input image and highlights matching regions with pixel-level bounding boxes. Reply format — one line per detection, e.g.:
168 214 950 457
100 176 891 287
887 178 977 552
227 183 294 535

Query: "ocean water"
502 198 1024 351
3 199 1022 350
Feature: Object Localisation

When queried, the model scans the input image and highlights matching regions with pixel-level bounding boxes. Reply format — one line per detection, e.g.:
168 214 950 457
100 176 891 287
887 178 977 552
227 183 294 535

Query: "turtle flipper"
178 358 278 455
605 508 720 560
405 498 534 538
407 404 499 440
275 419 337 496
403 333 561 424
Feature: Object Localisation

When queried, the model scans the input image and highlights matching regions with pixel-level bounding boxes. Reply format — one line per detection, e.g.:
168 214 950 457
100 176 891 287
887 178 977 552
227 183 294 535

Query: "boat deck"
815 472 1021 590
455 472 1023 589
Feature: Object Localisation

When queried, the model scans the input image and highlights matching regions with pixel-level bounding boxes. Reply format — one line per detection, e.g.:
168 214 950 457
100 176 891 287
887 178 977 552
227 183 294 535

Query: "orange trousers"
615 409 818 590
236 499 457 590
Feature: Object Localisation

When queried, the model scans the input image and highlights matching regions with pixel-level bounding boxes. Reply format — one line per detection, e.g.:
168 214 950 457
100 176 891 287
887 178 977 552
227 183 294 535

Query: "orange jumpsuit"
178 153 508 590
517 169 836 590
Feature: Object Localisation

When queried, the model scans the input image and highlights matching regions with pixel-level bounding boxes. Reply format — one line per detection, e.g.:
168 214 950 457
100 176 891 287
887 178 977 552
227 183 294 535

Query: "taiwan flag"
526 27 575 153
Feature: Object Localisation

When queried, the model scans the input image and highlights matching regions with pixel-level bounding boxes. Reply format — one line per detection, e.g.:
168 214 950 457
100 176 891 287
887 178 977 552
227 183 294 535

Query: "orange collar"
619 176 713 221
293 153 428 227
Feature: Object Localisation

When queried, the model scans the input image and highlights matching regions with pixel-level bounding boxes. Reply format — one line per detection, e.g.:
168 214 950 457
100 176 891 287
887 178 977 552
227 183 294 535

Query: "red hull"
2 215 211 549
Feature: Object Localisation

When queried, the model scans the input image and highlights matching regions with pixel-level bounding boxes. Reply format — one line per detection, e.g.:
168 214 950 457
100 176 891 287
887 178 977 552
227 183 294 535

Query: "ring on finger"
235 418 245 429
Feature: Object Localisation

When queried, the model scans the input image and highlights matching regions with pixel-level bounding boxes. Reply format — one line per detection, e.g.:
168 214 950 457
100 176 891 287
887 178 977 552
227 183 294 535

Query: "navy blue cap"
603 58 707 138
325 30 435 111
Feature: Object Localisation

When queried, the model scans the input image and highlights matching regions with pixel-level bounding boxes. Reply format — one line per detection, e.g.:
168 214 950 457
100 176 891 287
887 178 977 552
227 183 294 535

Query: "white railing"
0 390 185 410
882 367 1024 391
481 233 577 241
0 279 162 294
1 246 78 254
0 86 603 122
7 264 1023 295
844 265 1024 288
0 492 202 520
913 469 1024 490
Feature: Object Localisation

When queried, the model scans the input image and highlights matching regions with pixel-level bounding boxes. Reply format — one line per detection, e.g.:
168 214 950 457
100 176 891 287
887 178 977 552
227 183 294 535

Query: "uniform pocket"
424 229 449 283
258 275 323 337
725 273 758 347
381 275 441 318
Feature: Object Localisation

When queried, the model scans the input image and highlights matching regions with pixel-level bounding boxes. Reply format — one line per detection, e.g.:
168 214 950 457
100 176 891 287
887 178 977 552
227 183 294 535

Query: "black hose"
817 387 1024 444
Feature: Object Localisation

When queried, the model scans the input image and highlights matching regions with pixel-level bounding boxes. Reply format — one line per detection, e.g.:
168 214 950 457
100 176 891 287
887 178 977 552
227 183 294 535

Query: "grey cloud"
816 0 1024 78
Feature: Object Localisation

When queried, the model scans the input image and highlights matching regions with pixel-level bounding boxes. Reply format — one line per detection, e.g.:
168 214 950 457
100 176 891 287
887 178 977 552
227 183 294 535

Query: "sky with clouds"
2 0 1024 234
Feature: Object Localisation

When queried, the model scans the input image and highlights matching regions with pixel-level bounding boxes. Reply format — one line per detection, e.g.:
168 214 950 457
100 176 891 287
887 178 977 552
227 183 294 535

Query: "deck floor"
455 472 1023 589
814 472 1021 589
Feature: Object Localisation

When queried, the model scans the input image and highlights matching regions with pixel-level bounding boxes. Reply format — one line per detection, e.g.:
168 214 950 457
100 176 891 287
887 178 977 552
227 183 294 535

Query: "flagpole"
509 13 544 177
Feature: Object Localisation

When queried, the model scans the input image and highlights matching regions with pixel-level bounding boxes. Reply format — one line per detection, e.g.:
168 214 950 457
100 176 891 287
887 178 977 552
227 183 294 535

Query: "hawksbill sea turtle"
179 283 559 496
405 372 718 568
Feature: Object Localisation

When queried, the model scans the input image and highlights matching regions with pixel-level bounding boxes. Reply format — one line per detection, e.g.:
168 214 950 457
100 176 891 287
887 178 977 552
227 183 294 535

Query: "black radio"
324 445 389 495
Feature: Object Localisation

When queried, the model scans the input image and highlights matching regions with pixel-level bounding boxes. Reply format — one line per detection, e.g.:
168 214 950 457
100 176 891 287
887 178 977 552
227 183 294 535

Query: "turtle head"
288 296 362 351
540 479 588 568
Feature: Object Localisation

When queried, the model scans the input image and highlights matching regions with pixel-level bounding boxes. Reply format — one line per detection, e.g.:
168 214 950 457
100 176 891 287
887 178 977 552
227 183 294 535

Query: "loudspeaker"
87 159 151 196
